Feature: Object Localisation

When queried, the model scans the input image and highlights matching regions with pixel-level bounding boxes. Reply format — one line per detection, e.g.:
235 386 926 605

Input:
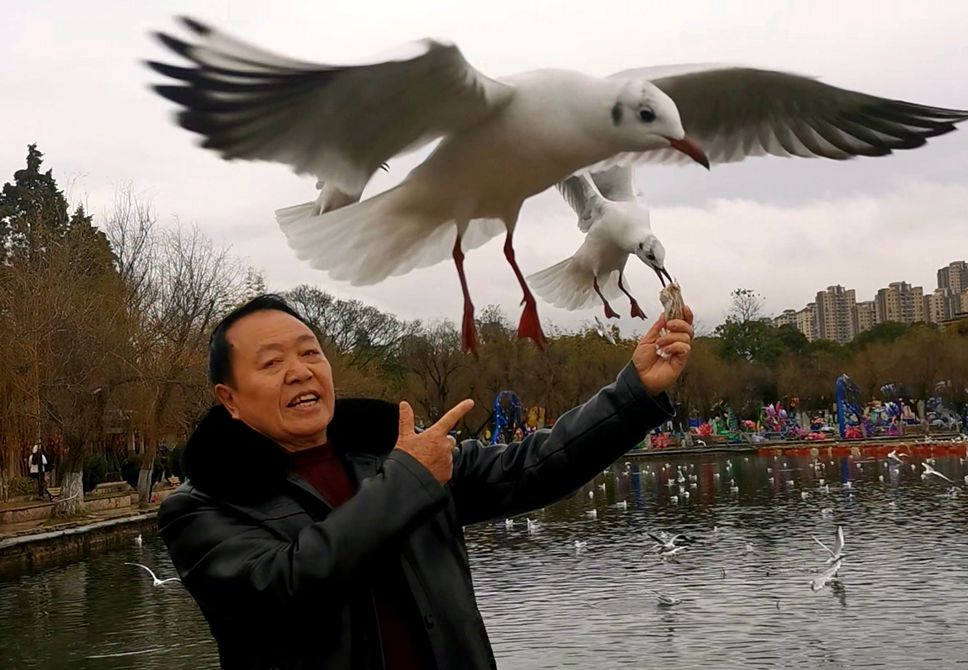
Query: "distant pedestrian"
29 445 52 502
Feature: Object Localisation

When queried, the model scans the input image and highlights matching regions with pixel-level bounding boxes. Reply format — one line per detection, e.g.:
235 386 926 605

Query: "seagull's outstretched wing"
593 64 967 170
833 526 845 556
125 562 158 581
148 17 515 199
590 165 637 202
557 174 605 232
812 535 834 558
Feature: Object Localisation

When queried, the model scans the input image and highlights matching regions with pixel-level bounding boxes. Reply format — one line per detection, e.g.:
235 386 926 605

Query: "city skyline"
772 260 968 343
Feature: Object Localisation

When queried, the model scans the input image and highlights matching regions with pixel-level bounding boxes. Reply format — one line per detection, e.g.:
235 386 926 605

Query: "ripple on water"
1 450 966 669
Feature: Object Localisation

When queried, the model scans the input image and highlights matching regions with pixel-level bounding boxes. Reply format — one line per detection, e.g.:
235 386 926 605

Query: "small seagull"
922 462 954 483
745 542 755 554
654 591 681 607
647 532 691 553
810 557 843 592
615 500 628 510
887 449 908 464
878 474 885 482
586 509 598 519
125 562 181 587
133 534 143 548
818 478 826 486
670 495 679 504
682 490 690 500
658 545 687 561
592 316 618 344
812 525 846 563
526 518 539 531
598 483 607 492
801 491 811 500
504 518 515 529
574 540 588 550
588 490 594 499
820 507 834 518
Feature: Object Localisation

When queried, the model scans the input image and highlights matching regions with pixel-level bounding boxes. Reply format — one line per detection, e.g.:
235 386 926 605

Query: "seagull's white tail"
277 186 505 286
527 257 621 311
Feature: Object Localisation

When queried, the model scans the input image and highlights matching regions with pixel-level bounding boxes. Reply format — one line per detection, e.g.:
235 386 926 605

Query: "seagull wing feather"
149 17 515 197
593 65 968 170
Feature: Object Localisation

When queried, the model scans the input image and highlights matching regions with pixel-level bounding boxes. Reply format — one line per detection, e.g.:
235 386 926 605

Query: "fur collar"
181 398 400 503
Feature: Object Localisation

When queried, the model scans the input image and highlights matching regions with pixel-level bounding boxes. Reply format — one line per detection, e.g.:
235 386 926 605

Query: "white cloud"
2 1 966 338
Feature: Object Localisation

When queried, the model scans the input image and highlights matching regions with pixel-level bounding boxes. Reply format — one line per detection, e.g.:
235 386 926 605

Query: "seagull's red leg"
617 271 647 319
593 277 620 319
453 234 478 354
503 231 547 348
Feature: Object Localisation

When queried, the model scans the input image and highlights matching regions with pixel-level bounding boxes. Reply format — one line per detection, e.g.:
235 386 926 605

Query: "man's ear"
214 384 240 419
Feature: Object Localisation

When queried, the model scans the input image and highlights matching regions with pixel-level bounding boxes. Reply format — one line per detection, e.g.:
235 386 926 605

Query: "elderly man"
160 293 693 669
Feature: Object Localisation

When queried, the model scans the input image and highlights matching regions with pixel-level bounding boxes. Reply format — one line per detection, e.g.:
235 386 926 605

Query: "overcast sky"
3 1 967 336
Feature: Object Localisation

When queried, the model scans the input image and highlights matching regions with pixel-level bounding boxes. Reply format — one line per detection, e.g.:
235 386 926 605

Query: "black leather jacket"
159 363 673 669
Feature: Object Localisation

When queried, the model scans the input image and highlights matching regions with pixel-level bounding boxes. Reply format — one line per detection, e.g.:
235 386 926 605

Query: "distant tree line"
2 146 965 507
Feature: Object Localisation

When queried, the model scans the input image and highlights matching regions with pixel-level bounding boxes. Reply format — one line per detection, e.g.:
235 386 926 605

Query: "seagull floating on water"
654 591 681 607
888 449 909 465
125 562 181 587
149 19 967 353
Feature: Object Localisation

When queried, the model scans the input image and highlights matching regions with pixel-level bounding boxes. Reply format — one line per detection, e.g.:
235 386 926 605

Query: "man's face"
214 310 336 452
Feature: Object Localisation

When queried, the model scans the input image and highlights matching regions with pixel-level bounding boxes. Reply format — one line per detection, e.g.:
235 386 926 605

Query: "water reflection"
1 447 966 669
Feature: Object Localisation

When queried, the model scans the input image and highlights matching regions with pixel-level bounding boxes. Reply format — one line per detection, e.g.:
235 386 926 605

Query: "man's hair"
208 293 314 387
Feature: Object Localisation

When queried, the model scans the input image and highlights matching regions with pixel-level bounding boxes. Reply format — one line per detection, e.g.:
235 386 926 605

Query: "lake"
2 445 966 669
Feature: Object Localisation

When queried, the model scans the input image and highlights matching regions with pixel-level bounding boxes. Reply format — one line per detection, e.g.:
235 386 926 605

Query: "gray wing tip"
179 16 211 36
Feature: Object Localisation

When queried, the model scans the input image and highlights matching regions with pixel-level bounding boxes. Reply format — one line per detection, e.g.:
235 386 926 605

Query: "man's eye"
302 349 321 358
262 359 282 369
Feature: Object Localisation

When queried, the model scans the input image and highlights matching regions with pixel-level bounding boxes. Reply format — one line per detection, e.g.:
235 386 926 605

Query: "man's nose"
284 359 313 383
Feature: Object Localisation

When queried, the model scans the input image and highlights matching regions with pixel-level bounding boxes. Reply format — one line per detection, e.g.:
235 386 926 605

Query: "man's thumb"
398 401 415 438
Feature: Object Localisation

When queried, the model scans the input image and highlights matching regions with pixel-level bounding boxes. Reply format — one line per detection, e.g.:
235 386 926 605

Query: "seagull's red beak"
668 135 710 170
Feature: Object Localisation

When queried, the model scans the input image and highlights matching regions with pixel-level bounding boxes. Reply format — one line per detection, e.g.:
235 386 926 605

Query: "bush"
83 454 110 492
9 476 37 497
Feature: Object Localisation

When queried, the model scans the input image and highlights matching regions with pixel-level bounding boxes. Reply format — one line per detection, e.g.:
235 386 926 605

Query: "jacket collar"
181 398 400 504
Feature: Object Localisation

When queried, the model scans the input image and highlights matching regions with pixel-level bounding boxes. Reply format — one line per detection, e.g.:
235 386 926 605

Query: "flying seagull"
922 462 955 484
810 557 844 592
125 562 182 587
147 18 709 353
586 63 968 209
812 525 846 564
528 169 670 319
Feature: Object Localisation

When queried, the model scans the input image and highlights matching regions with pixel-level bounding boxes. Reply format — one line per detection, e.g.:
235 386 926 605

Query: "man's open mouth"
287 393 320 408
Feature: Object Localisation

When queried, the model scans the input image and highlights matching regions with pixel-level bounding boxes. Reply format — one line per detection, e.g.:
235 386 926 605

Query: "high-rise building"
772 309 797 328
796 303 818 342
854 300 876 334
937 260 968 294
875 282 925 324
925 287 964 323
815 285 856 344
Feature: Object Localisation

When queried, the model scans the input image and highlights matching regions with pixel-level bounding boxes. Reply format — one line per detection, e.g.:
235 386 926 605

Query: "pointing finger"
434 399 474 434
398 401 415 438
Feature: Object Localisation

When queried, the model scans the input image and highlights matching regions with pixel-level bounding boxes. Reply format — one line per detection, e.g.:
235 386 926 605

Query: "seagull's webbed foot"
629 299 647 320
517 298 547 348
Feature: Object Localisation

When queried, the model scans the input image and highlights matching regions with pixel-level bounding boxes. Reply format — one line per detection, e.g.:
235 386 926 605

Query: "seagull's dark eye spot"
639 107 656 123
647 252 656 261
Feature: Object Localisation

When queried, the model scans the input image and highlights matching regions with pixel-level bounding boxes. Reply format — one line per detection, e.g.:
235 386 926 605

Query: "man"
160 294 693 669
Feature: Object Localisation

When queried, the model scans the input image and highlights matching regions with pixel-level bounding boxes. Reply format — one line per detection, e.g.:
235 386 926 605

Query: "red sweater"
290 445 430 670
